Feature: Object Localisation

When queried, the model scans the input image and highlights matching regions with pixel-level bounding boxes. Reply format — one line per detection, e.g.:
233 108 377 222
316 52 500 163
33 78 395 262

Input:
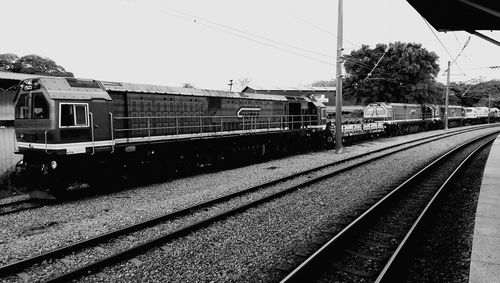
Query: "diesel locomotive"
13 77 331 197
13 76 497 198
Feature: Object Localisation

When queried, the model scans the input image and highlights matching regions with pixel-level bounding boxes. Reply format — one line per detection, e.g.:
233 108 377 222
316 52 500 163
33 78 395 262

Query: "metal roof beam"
458 0 500 19
467 30 500 47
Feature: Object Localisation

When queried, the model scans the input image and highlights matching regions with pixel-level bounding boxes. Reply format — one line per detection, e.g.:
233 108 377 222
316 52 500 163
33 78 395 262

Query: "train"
13 77 333 197
362 102 499 135
12 76 497 198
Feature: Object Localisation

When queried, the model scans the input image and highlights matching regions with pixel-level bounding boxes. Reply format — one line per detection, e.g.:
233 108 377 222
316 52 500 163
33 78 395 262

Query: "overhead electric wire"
166 7 336 60
422 18 454 60
421 17 470 79
160 9 337 67
453 32 463 47
363 46 391 81
160 6 377 72
443 36 471 76
127 2 458 86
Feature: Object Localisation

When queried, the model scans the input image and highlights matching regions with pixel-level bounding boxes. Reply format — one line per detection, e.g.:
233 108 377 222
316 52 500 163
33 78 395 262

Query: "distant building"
0 71 38 123
0 71 37 186
241 85 363 114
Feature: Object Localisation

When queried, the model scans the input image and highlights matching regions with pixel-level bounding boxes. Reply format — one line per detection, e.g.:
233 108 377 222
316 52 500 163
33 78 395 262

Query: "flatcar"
13 77 329 197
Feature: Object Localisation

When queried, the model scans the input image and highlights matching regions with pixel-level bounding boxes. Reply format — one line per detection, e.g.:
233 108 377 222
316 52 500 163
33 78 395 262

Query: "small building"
0 71 38 123
0 71 37 187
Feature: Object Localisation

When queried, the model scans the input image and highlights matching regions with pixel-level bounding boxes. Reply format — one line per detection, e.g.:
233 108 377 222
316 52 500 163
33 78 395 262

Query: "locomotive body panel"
475 107 489 118
465 107 477 119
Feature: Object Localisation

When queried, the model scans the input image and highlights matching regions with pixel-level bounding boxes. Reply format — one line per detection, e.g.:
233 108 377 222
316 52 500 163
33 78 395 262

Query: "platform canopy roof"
407 1 500 46
407 1 500 32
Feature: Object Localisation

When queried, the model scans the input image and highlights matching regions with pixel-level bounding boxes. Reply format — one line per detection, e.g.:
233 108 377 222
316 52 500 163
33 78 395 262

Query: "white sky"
2 0 500 90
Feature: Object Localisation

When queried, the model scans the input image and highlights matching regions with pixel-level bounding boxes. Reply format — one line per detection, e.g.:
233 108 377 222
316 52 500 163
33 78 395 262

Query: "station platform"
469 136 500 282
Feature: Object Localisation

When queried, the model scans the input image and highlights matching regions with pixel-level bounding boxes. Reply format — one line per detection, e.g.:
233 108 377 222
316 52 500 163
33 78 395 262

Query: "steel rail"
0 125 495 279
374 134 495 282
39 129 499 282
0 200 45 217
279 131 498 283
0 125 494 278
0 125 489 276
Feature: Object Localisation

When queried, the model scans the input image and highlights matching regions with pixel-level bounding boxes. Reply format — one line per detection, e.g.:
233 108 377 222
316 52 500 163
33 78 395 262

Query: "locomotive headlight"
50 160 57 170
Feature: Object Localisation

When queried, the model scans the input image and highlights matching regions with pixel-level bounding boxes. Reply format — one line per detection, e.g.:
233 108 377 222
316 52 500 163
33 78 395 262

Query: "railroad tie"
274 263 293 272
343 249 386 262
367 229 397 238
330 262 376 278
93 246 106 253
129 258 143 266
16 272 30 281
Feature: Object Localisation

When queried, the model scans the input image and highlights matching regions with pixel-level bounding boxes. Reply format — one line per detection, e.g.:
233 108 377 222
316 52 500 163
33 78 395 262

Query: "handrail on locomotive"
111 113 321 138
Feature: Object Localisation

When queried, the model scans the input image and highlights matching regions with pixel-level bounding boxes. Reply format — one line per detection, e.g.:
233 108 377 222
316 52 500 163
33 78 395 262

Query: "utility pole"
445 61 450 131
228 79 233 93
335 0 343 153
488 92 491 124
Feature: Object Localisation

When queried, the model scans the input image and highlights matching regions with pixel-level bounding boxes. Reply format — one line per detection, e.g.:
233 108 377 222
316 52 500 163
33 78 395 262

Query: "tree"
0 53 74 77
0 53 19 71
236 77 252 91
182 82 195 88
343 42 440 104
455 80 500 107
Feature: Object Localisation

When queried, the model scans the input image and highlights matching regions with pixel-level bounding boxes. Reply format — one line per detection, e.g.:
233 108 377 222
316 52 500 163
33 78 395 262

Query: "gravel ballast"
0 125 498 282
79 127 498 282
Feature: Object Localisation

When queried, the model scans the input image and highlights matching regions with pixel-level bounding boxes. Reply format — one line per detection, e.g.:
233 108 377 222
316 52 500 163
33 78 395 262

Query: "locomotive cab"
363 103 393 121
14 77 112 155
13 77 113 196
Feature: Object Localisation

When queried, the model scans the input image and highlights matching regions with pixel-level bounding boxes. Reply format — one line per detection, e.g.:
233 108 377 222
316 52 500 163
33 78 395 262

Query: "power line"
128 2 460 87
363 46 391 81
161 7 378 72
421 17 470 79
422 18 454 60
166 7 336 60
453 32 463 47
294 16 389 57
443 36 471 76
160 9 337 66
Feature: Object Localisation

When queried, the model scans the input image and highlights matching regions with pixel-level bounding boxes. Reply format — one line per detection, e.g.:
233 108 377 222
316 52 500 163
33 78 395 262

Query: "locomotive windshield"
15 92 50 119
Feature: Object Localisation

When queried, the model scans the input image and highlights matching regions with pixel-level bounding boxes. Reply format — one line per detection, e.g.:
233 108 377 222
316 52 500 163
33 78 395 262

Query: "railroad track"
279 131 497 283
0 199 47 216
0 125 497 282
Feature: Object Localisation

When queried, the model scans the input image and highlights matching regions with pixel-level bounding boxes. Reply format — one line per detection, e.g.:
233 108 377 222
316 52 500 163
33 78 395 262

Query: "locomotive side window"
60 103 89 127
32 93 49 119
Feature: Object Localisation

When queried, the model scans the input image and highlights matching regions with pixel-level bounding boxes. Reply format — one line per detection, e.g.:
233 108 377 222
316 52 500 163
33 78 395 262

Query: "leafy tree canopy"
235 77 252 91
182 82 195 88
451 80 500 108
343 42 440 104
0 53 74 77
0 53 19 71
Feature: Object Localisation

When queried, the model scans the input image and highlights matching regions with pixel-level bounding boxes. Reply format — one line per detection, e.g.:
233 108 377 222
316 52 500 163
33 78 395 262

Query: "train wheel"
326 135 334 148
